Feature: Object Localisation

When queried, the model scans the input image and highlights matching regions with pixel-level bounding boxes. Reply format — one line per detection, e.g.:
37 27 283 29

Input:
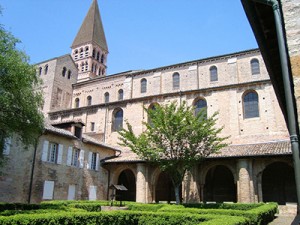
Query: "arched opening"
116 169 136 202
204 165 236 202
155 171 180 203
262 162 296 205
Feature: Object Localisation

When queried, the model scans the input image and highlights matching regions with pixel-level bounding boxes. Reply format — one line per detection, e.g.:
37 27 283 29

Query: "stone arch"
155 171 179 203
262 161 296 205
203 164 237 202
112 167 136 202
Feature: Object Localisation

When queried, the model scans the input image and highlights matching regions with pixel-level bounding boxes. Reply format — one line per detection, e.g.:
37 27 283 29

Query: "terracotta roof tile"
103 140 291 163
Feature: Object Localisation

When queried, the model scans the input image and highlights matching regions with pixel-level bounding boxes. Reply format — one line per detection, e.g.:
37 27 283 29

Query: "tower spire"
72 0 108 51
71 0 108 81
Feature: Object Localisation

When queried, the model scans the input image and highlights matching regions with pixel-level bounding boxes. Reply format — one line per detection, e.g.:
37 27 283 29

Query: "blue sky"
1 0 257 75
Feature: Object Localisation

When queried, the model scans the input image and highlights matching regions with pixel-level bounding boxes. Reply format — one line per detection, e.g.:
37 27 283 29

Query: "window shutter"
88 151 92 169
57 144 64 164
41 140 49 162
96 153 100 171
67 147 73 166
42 180 54 200
79 150 85 168
3 137 12 155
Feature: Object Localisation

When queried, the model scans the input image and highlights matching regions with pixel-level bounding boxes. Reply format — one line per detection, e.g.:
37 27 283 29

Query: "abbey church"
0 0 298 205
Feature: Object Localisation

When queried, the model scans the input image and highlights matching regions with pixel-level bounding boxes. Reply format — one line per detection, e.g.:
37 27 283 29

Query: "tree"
118 101 228 204
0 23 44 160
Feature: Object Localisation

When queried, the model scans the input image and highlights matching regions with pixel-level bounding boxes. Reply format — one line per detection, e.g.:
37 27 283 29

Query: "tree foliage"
118 101 228 204
0 23 44 157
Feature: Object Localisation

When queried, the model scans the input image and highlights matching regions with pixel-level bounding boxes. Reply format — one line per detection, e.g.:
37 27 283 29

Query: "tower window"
39 67 42 76
91 122 95 132
44 65 48 75
141 78 147 93
92 49 96 58
62 67 67 77
251 58 260 75
68 70 72 79
75 98 80 108
172 72 180 90
243 91 259 118
210 66 218 82
104 92 109 103
80 48 83 58
118 89 124 101
101 54 105 63
87 96 92 106
96 52 100 61
85 62 88 71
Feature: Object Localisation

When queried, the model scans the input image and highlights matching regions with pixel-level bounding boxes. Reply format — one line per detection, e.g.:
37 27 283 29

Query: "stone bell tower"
71 0 108 81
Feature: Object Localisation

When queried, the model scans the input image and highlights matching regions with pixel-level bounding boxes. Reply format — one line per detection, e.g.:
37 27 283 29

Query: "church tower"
71 0 108 81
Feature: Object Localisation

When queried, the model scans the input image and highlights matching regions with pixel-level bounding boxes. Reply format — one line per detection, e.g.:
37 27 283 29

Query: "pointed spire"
71 0 108 51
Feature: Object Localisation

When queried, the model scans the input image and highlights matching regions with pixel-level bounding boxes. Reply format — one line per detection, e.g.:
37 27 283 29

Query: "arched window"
104 92 110 103
112 108 123 132
62 67 67 77
81 62 84 72
68 70 72 79
141 78 147 93
80 48 83 58
118 89 124 101
251 59 260 75
39 67 42 75
101 54 105 63
75 98 80 108
172 72 180 90
194 98 207 118
210 66 218 82
148 103 158 126
44 65 48 75
87 96 92 106
243 91 259 118
96 52 100 61
98 68 101 76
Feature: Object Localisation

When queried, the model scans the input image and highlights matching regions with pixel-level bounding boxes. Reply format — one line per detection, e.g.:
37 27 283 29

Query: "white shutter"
41 140 49 162
89 186 97 200
42 180 54 200
88 151 92 169
95 153 100 171
57 144 63 164
3 137 12 155
79 150 85 168
67 147 73 166
67 185 76 200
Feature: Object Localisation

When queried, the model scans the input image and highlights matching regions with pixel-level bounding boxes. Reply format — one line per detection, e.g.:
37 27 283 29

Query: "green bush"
0 210 249 225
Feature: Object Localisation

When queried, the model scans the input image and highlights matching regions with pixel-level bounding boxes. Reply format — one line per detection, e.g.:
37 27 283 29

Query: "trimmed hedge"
158 203 277 225
0 201 277 225
0 210 249 225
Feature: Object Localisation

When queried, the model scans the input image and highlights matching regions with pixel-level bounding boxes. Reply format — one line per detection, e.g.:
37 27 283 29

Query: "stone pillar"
237 159 253 203
136 163 147 203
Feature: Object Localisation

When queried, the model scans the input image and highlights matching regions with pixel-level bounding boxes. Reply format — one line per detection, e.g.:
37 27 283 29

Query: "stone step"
277 204 297 215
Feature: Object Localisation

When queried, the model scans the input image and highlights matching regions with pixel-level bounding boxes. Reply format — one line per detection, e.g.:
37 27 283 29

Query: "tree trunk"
174 184 181 205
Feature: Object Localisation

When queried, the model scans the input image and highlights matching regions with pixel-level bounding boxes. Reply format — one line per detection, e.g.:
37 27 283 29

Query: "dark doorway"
262 162 296 205
155 172 181 203
116 169 136 201
204 165 236 202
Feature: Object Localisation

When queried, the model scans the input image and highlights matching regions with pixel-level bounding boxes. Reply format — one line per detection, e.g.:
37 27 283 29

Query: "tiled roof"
44 122 121 152
209 140 291 158
44 123 76 139
103 140 291 163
